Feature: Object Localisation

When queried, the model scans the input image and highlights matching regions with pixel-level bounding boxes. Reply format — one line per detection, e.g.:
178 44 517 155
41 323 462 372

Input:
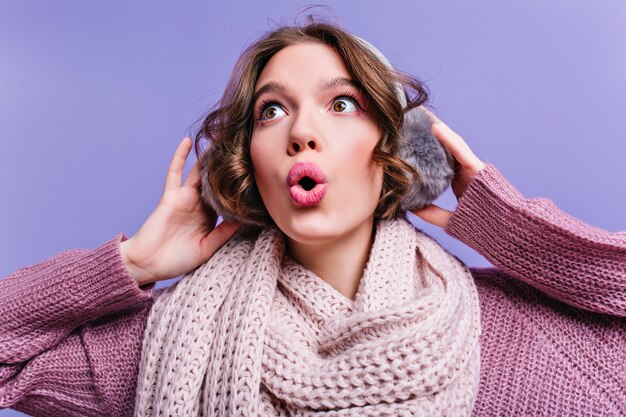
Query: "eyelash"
255 90 365 121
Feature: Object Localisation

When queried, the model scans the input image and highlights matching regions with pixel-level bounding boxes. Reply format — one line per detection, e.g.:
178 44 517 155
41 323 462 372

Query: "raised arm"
443 163 626 316
411 111 625 317
0 233 155 416
1 137 243 415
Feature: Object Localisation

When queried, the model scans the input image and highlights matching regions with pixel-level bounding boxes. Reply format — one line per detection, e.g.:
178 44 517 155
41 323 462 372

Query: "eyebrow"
252 76 362 105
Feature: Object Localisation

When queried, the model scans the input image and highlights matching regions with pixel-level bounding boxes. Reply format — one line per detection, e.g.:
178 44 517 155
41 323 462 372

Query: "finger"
184 158 201 189
431 122 482 168
199 220 242 260
418 105 440 124
411 204 453 228
164 138 192 191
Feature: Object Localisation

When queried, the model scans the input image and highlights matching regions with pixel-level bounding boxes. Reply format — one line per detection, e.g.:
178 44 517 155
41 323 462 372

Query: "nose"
287 105 323 156
289 137 318 155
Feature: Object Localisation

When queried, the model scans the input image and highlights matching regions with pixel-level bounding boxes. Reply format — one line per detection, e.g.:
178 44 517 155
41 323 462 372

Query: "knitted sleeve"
0 233 155 416
444 163 626 317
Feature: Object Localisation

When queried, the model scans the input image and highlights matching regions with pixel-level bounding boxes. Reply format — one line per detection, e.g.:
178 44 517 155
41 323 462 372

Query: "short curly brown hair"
194 17 429 226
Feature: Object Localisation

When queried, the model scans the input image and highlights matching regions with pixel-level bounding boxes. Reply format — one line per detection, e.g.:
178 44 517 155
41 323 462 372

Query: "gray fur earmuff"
200 35 457 224
352 36 457 212
396 103 457 211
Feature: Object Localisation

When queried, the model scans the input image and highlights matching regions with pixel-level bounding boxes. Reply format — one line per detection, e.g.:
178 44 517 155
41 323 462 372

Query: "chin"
278 209 372 245
276 211 336 243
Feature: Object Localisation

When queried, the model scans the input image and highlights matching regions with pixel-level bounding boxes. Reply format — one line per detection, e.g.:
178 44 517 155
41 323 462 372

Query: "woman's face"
250 41 383 244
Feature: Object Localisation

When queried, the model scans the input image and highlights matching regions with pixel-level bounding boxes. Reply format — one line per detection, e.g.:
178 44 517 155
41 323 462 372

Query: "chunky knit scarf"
134 218 482 416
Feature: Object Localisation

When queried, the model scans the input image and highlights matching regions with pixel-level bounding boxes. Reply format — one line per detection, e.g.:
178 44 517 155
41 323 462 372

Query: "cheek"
250 137 268 177
355 128 384 198
250 137 278 200
250 128 280 164
333 130 383 209
343 126 381 177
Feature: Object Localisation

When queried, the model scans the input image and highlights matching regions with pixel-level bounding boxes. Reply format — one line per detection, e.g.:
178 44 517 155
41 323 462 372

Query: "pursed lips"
285 161 329 206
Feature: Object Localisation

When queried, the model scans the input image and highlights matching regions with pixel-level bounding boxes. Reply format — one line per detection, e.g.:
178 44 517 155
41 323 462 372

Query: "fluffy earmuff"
352 36 457 212
199 35 457 224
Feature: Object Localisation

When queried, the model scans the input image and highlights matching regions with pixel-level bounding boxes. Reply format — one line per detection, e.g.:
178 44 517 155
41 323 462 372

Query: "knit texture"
1 163 624 416
135 218 482 416
0 236 155 416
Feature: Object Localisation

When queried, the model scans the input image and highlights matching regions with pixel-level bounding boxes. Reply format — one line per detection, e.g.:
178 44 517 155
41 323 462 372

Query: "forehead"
254 42 352 91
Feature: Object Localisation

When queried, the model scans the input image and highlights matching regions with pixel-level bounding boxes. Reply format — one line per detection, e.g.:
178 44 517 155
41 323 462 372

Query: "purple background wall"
1 1 624 415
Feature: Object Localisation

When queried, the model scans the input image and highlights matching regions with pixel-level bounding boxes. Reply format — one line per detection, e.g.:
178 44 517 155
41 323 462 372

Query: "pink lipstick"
286 162 329 207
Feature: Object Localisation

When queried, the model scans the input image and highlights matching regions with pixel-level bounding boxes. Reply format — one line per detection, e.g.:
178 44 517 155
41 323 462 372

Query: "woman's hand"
411 108 487 228
120 137 242 286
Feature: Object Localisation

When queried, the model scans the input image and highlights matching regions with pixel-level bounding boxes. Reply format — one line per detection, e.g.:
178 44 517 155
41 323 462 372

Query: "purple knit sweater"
1 164 624 417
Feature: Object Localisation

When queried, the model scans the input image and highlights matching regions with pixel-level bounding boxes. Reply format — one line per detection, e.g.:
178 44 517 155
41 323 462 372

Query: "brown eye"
259 104 285 120
333 101 346 112
331 97 357 113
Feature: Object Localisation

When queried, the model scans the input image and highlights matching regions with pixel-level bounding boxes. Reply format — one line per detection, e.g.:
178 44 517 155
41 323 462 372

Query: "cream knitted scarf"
134 218 482 416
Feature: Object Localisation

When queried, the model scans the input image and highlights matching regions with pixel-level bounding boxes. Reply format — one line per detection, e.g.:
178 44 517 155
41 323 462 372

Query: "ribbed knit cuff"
80 232 157 308
443 163 523 250
442 163 626 316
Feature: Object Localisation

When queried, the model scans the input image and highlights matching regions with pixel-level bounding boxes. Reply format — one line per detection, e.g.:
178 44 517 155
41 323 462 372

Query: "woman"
1 20 624 417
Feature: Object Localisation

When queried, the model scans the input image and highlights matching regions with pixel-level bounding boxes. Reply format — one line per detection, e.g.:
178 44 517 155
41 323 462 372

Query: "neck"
285 216 377 301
